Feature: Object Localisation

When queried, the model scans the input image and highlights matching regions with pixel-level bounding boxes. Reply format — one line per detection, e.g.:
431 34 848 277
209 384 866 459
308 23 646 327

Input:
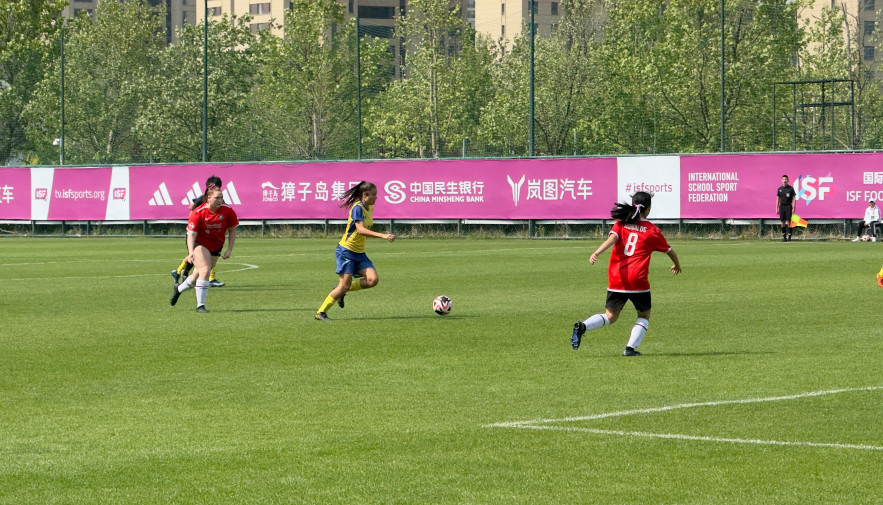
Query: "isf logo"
112 188 127 200
794 174 834 205
34 188 48 200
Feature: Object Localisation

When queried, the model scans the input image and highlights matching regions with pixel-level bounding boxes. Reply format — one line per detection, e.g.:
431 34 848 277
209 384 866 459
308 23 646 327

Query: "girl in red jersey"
571 191 681 356
170 187 239 313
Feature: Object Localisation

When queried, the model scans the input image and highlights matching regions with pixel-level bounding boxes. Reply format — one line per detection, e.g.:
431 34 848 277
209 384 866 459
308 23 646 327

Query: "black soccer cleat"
171 269 180 284
622 347 642 357
571 321 586 350
337 294 345 309
315 312 331 321
209 279 225 288
196 305 209 313
170 283 181 306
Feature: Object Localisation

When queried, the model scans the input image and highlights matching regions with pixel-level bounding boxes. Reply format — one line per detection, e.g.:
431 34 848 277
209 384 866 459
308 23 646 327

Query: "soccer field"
1 237 881 504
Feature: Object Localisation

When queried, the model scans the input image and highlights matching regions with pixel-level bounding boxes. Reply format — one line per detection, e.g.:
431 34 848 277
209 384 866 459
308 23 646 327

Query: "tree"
364 0 495 158
134 14 258 162
0 0 65 165
251 0 388 160
24 0 165 164
480 0 606 156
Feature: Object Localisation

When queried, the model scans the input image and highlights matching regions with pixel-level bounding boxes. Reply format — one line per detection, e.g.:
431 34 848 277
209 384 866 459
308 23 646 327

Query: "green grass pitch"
1 237 881 504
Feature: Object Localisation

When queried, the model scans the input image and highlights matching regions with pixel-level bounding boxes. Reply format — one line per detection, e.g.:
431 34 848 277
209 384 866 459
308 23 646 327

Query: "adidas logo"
180 181 242 206
148 182 174 206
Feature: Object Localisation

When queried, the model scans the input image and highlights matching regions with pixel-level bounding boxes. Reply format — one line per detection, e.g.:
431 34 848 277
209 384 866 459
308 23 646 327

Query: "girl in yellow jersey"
315 181 395 321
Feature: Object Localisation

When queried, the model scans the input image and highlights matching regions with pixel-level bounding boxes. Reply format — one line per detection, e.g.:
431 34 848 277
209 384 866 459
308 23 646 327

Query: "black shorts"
606 290 652 312
195 241 223 256
778 206 792 222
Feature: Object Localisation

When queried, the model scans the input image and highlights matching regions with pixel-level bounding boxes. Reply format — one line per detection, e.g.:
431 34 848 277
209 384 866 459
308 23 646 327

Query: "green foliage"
23 0 165 164
364 0 495 158
0 0 65 164
134 14 258 163
251 0 388 160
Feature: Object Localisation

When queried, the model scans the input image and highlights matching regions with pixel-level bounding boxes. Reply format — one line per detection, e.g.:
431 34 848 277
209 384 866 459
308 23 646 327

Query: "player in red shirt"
170 186 239 313
571 191 681 356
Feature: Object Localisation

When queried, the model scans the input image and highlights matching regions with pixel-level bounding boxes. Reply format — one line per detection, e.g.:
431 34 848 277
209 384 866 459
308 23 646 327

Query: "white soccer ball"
433 295 452 315
862 234 871 242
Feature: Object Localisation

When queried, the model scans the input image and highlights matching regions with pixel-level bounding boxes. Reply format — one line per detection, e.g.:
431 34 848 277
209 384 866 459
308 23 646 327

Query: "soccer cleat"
852 237 861 242
196 305 209 313
209 279 225 288
170 283 181 306
622 347 643 357
315 312 330 321
570 321 586 350
171 269 180 283
337 294 345 309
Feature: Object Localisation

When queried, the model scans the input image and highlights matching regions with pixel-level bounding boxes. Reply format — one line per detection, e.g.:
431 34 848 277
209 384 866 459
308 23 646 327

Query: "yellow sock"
878 266 883 276
209 266 217 281
318 296 336 314
177 259 188 275
349 279 363 292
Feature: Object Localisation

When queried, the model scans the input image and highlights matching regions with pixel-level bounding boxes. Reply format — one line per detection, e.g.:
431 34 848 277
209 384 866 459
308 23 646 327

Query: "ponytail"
610 191 652 224
339 181 377 208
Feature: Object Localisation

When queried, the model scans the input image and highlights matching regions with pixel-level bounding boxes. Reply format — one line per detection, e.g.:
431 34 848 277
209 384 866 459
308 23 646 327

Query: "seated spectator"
854 200 880 242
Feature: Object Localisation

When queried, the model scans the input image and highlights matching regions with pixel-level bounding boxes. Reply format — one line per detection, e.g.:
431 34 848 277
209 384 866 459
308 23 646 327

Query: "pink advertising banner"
5 153 883 220
46 167 113 220
0 168 31 220
680 152 883 219
128 158 619 220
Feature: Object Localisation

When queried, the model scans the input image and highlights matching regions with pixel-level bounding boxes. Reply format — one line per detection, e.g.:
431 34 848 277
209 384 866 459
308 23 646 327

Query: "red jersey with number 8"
187 203 239 251
607 220 671 293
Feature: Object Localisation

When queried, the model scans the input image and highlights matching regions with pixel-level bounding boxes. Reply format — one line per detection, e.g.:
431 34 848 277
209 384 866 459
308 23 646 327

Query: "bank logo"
507 174 526 206
149 182 174 206
384 180 407 205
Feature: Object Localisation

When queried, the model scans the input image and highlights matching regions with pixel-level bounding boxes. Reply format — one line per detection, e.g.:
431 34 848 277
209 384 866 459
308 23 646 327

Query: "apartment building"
62 0 196 43
474 0 562 48
801 1 881 77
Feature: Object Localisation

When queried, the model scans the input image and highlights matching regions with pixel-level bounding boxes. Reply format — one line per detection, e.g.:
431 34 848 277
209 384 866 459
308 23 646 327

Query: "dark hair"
205 175 222 190
610 191 652 224
192 176 224 210
339 181 377 208
781 174 788 179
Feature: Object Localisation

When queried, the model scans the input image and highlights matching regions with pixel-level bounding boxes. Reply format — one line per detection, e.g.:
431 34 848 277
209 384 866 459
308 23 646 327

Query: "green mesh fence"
5 0 883 166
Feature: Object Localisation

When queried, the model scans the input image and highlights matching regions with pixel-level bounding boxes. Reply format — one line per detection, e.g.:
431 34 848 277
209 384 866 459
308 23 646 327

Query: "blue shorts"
335 245 374 275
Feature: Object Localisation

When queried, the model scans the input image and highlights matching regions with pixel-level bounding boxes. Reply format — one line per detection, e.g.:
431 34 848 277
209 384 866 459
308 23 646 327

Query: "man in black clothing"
776 174 796 242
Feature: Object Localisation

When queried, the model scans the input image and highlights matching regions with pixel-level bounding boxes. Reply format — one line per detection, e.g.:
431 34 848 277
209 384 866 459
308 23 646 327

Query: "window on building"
250 22 271 33
865 21 876 36
501 25 505 36
249 3 270 15
208 6 221 16
864 45 875 60
348 0 353 14
501 3 505 15
551 2 558 15
865 0 875 11
358 6 395 19
530 1 538 14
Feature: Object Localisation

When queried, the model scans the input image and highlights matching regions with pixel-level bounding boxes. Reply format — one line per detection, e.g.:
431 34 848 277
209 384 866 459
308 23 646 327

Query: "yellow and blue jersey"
338 202 373 253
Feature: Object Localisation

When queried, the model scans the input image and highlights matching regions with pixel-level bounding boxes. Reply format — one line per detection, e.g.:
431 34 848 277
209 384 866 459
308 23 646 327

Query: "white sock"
583 313 610 331
196 280 210 307
627 318 649 349
178 279 193 293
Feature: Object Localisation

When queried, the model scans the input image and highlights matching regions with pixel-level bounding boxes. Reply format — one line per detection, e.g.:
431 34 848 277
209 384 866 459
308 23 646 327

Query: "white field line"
487 386 883 451
1 262 259 281
507 425 883 451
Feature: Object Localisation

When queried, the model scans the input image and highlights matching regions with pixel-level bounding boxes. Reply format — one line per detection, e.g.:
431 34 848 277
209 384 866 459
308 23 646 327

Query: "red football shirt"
187 203 239 251
607 220 671 292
